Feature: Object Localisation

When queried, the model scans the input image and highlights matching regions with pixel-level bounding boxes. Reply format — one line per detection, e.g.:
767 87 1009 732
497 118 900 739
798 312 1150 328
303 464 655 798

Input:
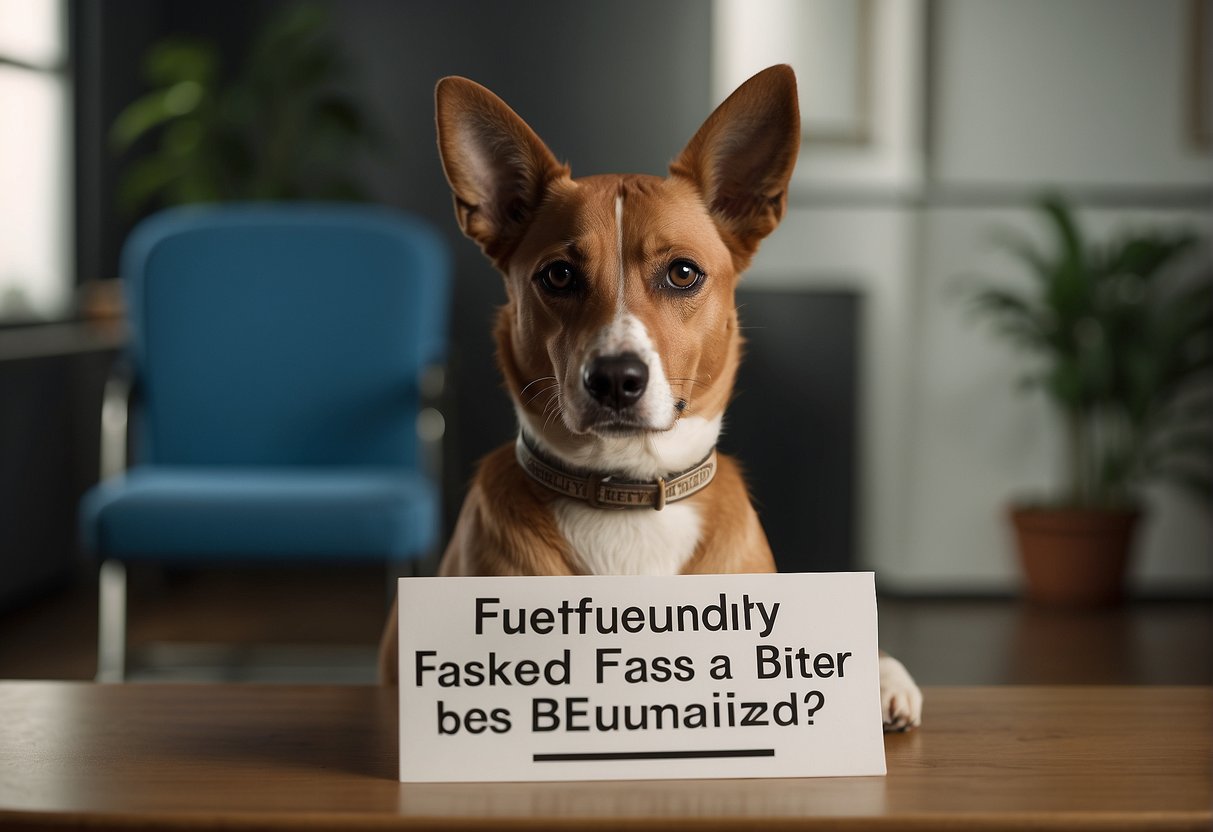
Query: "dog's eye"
666 260 704 290
537 261 578 293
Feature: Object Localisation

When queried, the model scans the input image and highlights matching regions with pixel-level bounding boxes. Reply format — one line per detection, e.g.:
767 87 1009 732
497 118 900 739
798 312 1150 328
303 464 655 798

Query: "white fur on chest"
551 499 701 576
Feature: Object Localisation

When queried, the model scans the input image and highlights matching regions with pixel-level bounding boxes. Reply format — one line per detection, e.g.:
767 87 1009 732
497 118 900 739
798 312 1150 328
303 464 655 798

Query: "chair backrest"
122 204 450 467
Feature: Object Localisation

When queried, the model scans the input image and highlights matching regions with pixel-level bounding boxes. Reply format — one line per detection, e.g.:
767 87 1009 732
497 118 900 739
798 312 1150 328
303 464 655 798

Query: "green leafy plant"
970 195 1212 509
111 4 375 215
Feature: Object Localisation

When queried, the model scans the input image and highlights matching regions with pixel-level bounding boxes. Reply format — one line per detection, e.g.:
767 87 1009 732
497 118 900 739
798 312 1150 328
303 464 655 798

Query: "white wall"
717 0 1212 593
934 0 1210 188
715 0 926 191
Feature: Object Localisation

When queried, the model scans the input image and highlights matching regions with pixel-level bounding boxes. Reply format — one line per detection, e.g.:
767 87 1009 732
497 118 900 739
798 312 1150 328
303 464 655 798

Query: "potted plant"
81 5 380 323
970 195 1211 605
110 3 376 215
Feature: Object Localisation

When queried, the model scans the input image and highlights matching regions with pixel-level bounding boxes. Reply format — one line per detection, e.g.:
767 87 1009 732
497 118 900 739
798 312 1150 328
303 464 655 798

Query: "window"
0 0 70 321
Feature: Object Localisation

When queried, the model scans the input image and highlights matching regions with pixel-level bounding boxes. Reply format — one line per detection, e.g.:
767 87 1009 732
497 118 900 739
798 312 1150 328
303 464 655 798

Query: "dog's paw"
879 655 922 732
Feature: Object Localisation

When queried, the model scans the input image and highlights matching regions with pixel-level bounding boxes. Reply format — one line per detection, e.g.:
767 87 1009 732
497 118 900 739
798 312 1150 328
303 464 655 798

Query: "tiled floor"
1 566 1209 685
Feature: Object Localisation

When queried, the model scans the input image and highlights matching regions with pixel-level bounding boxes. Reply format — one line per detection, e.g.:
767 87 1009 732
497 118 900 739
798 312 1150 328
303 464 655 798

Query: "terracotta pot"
1009 506 1142 607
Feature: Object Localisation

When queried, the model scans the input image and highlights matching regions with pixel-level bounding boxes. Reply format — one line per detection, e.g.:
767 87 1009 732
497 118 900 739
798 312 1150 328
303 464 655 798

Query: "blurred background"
1 0 1210 684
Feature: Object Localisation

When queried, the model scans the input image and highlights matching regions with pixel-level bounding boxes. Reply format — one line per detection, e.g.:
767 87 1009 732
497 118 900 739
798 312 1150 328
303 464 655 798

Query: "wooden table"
0 683 1208 830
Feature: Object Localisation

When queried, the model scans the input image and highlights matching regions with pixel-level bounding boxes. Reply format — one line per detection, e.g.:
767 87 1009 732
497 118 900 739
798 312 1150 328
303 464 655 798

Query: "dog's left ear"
670 64 800 265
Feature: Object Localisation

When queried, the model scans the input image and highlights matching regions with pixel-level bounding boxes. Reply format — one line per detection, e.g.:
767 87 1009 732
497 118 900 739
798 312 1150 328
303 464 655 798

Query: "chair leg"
96 560 127 682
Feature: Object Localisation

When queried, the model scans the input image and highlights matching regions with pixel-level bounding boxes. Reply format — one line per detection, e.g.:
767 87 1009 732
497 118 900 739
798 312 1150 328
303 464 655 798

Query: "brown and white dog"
381 65 922 731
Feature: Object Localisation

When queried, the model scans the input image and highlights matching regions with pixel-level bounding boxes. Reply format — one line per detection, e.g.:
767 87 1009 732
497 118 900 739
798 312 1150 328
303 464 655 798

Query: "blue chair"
79 204 450 681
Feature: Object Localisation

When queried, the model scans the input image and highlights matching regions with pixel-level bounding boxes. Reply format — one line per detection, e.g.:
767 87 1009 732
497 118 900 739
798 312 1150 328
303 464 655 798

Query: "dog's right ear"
435 77 569 265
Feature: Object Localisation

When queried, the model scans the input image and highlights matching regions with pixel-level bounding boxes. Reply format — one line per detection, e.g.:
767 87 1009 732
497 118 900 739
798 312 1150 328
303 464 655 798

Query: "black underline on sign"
533 748 775 762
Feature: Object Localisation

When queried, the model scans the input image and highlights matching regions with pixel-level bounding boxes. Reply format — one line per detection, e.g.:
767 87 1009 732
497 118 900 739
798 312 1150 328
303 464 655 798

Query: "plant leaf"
1154 465 1213 505
116 156 180 216
1040 194 1084 271
110 91 185 152
987 228 1051 284
144 40 216 86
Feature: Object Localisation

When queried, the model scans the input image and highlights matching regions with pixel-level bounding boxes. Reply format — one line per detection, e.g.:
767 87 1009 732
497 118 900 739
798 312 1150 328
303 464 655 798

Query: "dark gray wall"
74 0 263 284
723 291 858 574
328 0 717 525
0 350 114 608
80 0 716 533
73 2 860 574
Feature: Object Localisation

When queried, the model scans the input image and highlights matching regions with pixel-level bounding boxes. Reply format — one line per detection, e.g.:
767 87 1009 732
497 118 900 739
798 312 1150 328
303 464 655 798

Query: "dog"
380 64 923 731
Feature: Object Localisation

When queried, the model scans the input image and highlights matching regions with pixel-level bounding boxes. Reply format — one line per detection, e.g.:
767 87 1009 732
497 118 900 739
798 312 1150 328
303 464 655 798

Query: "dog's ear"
669 65 800 265
435 77 569 265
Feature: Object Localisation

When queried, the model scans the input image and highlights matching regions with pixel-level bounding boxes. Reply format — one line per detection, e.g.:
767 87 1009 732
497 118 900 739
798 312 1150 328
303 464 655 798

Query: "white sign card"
397 572 886 782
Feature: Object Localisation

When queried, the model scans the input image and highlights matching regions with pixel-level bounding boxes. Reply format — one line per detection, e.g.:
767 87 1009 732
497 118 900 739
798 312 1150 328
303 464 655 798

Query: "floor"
1 566 1210 685
0 566 391 682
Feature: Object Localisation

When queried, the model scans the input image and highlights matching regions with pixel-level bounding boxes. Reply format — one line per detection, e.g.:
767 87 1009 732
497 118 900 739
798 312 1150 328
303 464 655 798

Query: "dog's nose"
583 353 649 409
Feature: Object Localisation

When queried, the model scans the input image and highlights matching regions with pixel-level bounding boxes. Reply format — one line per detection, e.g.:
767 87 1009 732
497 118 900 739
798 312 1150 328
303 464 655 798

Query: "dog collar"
515 433 717 511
